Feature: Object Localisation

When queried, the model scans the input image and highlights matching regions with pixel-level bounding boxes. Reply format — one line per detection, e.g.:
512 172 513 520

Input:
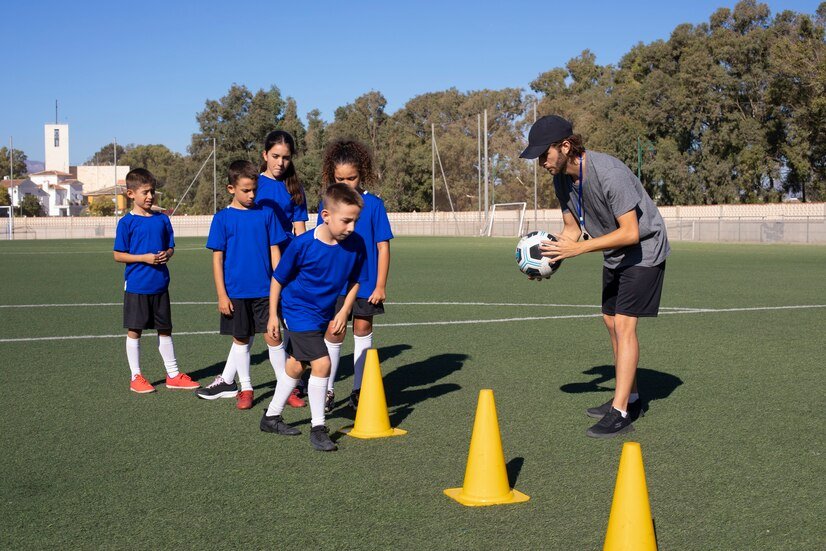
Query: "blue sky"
2 0 820 165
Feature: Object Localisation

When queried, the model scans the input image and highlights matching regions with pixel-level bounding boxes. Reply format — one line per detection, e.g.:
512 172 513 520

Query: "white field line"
0 246 205 256
0 300 694 310
1 304 824 344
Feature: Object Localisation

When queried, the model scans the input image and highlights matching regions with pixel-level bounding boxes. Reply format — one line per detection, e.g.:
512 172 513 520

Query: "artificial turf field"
1 236 824 550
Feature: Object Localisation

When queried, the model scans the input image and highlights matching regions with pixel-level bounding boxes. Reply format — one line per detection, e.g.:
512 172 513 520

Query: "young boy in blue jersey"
317 139 393 413
114 168 200 393
260 184 366 451
196 161 288 409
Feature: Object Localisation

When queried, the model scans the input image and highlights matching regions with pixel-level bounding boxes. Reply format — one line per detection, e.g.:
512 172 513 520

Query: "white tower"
44 124 70 173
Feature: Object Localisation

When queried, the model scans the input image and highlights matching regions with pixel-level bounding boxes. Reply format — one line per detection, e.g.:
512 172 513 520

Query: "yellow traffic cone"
344 349 407 439
444 389 529 506
603 442 657 551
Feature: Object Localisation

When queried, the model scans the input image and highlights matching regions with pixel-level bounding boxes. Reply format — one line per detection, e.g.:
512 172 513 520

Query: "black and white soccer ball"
515 231 562 279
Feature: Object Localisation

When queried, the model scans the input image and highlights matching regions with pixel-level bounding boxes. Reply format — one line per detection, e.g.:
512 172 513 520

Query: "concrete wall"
6 203 826 243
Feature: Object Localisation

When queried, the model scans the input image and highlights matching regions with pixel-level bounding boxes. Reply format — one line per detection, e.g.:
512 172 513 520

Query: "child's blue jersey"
317 191 393 299
273 229 366 332
206 205 288 299
114 212 175 295
256 174 309 239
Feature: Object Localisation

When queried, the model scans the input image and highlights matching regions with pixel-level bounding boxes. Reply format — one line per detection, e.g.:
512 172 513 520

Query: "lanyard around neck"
570 155 585 228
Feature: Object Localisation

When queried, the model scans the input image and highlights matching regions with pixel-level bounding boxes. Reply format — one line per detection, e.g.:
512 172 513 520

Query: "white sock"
220 345 237 383
268 343 286 381
126 336 141 379
157 335 179 378
231 342 253 391
324 339 343 392
266 373 299 417
352 333 373 391
629 393 639 403
616 408 628 418
308 375 329 427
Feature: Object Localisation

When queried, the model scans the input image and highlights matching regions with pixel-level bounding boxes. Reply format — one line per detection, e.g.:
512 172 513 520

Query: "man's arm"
542 209 640 262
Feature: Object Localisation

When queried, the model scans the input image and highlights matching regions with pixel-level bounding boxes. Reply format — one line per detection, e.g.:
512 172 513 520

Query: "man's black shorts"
123 291 172 331
219 297 269 338
334 295 385 320
284 329 328 362
602 261 666 318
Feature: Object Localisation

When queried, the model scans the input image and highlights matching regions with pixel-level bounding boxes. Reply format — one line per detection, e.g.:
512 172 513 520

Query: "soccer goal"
0 206 12 240
482 202 527 237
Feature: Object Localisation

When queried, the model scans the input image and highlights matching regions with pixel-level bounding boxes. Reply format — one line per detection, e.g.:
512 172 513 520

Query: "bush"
88 200 116 216
20 195 43 217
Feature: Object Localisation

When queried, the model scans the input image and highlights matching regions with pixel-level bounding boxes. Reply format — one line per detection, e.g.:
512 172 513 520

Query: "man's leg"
611 314 639 413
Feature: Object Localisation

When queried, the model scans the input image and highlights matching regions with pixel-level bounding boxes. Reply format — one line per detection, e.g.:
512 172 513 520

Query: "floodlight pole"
212 138 217 214
533 100 538 228
431 123 436 234
113 137 118 228
483 109 489 227
477 114 481 224
9 136 14 228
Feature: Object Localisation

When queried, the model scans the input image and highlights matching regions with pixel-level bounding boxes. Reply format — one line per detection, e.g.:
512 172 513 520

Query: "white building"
76 165 130 193
45 124 70 174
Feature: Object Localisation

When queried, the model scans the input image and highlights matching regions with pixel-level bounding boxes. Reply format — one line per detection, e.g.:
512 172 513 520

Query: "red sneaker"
287 387 306 408
236 390 254 410
165 373 200 390
130 374 155 394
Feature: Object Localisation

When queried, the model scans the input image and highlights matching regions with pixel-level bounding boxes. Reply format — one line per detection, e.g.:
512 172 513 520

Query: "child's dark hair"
125 168 157 190
260 130 304 205
228 160 259 186
323 183 364 211
321 138 375 189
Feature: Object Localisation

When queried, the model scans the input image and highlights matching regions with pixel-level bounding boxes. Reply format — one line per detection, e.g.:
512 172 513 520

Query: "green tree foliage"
119 145 188 209
85 143 127 165
20 195 43 217
0 147 29 179
88 200 115 216
0 186 11 206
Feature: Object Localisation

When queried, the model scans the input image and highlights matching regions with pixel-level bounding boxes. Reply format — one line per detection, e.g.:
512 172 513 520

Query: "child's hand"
218 296 233 316
330 311 348 335
156 250 169 264
267 317 281 341
144 252 159 265
368 286 386 305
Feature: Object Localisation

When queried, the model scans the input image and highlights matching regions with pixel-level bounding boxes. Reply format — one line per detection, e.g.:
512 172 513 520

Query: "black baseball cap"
519 115 573 159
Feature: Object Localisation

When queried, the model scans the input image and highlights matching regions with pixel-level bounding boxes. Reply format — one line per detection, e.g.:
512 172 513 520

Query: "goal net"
482 202 527 237
0 206 12 240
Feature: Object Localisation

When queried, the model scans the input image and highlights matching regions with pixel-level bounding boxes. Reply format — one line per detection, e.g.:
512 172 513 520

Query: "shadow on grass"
506 457 525 488
560 364 683 413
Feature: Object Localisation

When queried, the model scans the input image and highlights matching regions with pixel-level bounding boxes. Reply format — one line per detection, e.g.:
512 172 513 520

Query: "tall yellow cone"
603 442 657 551
444 389 529 506
344 349 406 439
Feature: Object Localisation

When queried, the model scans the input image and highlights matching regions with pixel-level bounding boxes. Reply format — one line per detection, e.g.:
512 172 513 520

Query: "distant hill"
25 160 45 174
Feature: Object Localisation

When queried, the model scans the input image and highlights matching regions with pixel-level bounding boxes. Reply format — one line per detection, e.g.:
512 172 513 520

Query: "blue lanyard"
570 155 587 237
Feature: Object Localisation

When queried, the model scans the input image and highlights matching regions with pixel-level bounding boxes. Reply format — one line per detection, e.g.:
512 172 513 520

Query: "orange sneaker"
166 373 200 390
236 390 254 410
287 387 306 408
130 374 155 394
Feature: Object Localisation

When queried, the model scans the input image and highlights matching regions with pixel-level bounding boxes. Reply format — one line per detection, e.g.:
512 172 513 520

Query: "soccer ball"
515 231 562 279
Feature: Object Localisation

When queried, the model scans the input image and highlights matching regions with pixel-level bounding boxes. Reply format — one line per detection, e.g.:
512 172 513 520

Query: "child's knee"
353 317 373 336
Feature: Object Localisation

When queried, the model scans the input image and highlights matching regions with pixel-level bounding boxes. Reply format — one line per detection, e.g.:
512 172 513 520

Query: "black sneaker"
586 398 643 420
194 377 238 400
259 412 301 436
586 407 635 439
347 389 360 410
324 390 335 414
309 425 337 451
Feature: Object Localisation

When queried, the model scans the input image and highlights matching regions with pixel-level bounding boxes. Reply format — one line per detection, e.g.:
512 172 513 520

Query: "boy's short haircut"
125 168 157 190
324 183 363 210
228 160 259 186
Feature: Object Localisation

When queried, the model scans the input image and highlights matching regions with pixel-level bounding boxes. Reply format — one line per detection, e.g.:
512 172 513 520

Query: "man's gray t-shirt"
553 150 670 269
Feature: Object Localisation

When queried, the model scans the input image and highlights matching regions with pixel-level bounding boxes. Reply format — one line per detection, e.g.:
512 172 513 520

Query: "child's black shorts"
602 261 666 318
284 329 328 362
123 291 172 331
219 297 269 338
334 295 385 320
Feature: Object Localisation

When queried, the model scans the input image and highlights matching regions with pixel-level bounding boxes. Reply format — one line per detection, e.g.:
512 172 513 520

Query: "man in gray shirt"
520 115 670 438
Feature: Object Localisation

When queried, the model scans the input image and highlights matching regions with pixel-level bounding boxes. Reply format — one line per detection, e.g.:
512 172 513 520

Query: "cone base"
343 426 407 439
443 487 530 507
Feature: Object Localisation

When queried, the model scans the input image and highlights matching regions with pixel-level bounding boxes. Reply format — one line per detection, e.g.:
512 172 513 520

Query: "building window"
54 129 60 147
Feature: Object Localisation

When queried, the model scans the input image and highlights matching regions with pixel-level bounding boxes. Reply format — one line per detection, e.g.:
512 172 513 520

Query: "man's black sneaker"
194 377 238 400
586 398 643 420
324 390 335 414
586 407 635 439
309 425 337 451
259 412 301 435
348 390 360 410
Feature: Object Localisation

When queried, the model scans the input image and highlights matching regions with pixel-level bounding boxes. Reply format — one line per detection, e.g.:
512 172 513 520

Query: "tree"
88 199 115 216
119 145 188 209
0 147 29 178
85 143 127 165
20 195 43 217
0 186 11 206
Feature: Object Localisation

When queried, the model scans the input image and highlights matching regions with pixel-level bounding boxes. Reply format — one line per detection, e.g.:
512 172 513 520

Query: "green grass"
1 237 824 550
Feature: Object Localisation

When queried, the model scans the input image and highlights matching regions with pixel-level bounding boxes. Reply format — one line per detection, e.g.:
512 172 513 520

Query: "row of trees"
16 1 825 215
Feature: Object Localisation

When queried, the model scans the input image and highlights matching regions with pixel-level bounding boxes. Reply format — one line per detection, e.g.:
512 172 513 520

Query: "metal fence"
4 205 826 244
